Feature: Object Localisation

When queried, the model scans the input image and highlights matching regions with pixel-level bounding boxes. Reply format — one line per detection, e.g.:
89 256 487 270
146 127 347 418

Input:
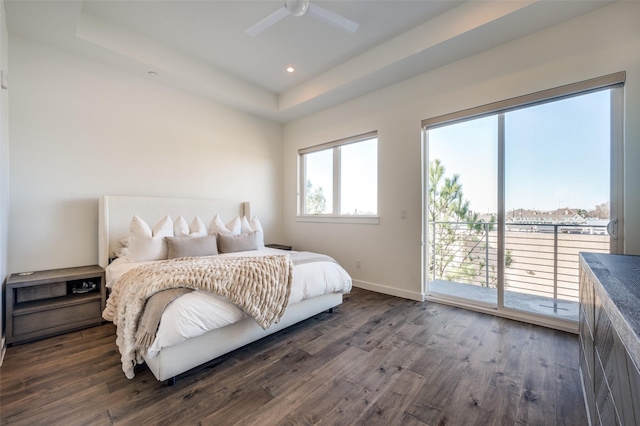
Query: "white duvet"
106 248 352 357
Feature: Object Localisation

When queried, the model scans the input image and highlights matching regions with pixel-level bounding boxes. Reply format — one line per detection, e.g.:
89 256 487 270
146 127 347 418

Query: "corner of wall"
352 279 424 302
0 0 11 358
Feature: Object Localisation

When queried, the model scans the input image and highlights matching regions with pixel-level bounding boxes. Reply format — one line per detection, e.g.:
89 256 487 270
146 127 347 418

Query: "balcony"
427 221 609 322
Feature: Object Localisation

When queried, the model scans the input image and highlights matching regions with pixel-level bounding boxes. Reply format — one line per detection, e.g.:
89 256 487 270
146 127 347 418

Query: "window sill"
296 215 380 225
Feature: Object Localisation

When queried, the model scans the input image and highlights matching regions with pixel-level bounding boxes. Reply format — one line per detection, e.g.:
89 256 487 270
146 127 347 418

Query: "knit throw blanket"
103 254 293 379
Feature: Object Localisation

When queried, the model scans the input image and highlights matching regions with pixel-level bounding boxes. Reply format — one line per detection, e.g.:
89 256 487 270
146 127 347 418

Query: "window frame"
298 131 379 224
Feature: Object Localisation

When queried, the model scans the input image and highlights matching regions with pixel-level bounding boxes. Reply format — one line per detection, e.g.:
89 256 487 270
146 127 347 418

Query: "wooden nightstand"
265 244 292 251
5 265 106 345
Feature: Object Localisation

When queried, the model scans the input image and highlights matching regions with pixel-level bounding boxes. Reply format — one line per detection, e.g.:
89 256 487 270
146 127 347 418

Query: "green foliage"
305 179 327 214
575 208 588 219
429 159 508 288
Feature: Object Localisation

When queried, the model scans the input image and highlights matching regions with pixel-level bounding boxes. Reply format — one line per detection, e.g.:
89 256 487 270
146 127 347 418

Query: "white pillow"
240 216 265 248
208 214 241 235
127 215 174 262
174 215 207 237
240 216 253 233
251 217 265 248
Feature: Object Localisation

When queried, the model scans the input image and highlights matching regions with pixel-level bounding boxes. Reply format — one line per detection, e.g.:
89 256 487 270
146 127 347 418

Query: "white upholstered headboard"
98 195 250 268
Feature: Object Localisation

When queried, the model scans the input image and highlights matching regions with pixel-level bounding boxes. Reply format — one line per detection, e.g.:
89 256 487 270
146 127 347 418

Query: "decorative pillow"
119 236 131 248
174 215 207 237
240 216 253 233
208 214 241 235
217 231 260 253
250 216 265 248
165 235 219 259
126 215 173 262
240 216 265 248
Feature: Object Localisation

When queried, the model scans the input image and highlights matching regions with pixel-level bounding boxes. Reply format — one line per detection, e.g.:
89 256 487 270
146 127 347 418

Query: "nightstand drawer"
14 298 102 336
16 281 67 303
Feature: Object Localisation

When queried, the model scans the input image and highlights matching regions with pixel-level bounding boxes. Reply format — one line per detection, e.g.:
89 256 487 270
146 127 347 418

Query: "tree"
305 180 327 214
587 201 609 219
429 159 509 287
575 208 588 219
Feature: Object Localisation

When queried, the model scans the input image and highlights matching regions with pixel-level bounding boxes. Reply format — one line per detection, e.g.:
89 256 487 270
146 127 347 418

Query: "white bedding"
105 248 352 357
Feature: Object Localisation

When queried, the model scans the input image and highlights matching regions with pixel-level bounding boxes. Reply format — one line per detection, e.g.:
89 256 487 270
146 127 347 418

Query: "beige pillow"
217 231 260 254
165 235 219 259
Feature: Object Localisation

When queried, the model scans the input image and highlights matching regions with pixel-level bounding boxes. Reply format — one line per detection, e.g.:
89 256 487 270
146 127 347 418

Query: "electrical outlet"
356 259 361 268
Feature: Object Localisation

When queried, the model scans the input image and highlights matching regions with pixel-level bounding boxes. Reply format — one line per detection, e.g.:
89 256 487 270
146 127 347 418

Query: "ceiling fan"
245 0 359 37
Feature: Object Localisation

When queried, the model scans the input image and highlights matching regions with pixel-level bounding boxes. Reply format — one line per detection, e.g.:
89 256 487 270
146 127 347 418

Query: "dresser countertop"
580 252 640 368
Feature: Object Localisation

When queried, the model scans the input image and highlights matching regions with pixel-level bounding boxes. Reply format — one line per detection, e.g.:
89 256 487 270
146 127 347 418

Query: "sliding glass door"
427 116 498 308
502 91 612 320
423 75 624 327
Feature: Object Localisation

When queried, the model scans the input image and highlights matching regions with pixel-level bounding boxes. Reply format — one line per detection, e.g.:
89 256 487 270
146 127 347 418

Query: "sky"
304 137 378 215
428 89 611 215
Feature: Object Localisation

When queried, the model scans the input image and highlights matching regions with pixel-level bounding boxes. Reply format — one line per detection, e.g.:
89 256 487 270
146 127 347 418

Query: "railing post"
485 222 489 288
431 221 436 283
553 224 558 313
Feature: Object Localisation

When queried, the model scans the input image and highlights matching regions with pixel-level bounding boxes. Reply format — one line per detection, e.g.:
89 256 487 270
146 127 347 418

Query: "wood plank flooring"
0 288 588 425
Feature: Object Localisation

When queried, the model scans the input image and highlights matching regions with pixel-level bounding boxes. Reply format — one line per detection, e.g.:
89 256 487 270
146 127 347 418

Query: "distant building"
506 207 591 233
466 208 606 234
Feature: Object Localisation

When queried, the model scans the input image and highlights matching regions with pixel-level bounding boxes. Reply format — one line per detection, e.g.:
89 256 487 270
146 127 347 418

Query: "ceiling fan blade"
245 6 291 37
307 3 359 34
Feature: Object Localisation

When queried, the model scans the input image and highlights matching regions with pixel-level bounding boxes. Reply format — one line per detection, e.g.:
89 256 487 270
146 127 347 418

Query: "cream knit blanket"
103 254 293 379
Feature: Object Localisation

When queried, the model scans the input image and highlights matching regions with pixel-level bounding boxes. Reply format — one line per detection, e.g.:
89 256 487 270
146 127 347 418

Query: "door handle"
607 219 618 240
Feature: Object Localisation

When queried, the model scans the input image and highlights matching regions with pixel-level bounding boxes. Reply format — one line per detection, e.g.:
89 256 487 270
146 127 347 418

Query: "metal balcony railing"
429 221 609 304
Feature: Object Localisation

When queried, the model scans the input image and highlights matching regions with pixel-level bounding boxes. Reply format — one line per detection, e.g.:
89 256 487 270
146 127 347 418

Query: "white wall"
1 0 10 353
283 1 640 300
8 35 284 274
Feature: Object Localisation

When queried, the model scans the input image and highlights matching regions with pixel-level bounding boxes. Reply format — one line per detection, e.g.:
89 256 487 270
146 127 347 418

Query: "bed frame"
98 195 343 384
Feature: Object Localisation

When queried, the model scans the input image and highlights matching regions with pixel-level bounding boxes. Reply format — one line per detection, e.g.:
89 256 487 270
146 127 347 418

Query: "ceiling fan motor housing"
286 0 310 17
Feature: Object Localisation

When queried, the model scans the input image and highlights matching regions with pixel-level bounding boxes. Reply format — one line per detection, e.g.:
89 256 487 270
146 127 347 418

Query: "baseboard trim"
352 280 423 302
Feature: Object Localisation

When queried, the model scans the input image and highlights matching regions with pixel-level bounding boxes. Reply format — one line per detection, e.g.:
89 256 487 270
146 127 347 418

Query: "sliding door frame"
421 72 625 332
611 87 625 254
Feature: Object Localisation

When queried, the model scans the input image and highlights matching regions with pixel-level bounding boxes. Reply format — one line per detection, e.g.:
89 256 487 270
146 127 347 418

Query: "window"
299 132 378 222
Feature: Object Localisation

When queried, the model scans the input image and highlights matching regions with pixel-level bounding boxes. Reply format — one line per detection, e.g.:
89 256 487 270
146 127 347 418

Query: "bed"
98 195 352 384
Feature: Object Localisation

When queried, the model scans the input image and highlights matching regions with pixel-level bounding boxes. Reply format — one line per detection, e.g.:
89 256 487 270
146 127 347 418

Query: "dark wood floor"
1 287 587 425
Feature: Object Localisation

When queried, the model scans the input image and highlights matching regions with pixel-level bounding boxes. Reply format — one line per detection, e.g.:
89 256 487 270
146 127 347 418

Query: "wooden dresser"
579 253 640 425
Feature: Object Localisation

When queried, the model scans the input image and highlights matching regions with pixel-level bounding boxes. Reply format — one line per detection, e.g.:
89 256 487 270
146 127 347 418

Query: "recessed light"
286 67 295 73
148 71 158 77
